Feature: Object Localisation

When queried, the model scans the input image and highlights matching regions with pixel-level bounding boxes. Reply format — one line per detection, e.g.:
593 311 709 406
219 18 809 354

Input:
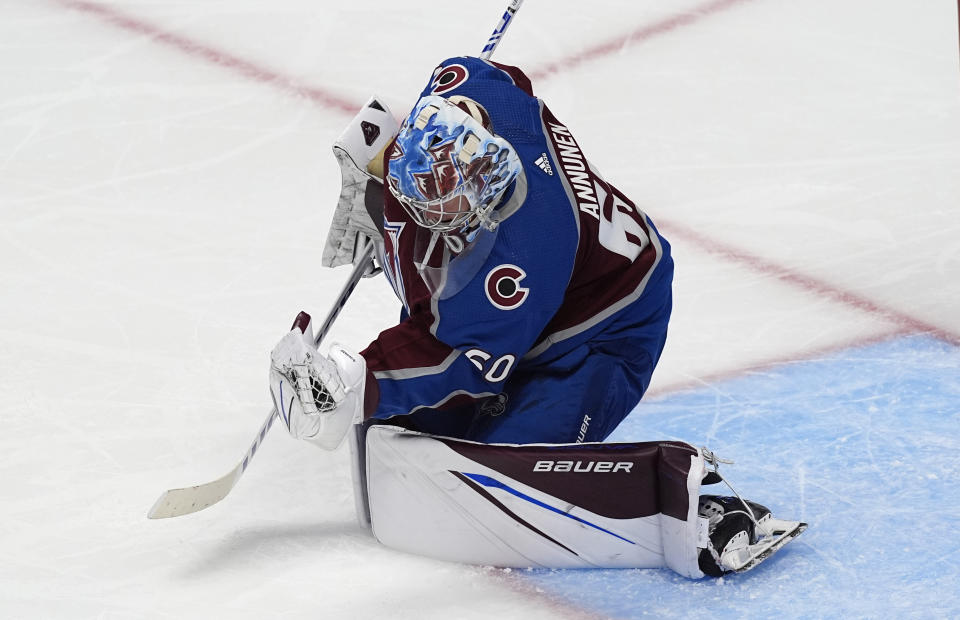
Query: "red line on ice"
55 0 359 115
56 0 959 344
645 326 915 399
659 220 960 346
55 0 960 345
55 0 958 345
527 0 757 81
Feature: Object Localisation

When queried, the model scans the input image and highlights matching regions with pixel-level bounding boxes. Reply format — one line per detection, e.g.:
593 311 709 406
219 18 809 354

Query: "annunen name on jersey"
533 460 633 473
546 122 600 221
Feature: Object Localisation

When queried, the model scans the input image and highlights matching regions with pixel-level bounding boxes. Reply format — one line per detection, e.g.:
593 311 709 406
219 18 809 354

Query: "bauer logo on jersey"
484 264 528 310
431 63 469 95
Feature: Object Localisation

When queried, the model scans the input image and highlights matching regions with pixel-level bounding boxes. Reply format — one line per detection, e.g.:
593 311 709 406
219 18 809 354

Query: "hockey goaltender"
268 56 806 578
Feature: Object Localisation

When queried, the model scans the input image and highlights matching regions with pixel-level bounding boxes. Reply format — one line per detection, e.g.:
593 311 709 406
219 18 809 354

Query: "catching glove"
269 312 367 450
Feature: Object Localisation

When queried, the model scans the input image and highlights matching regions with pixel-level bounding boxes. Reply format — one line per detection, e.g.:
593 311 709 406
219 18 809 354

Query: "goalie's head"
386 95 521 235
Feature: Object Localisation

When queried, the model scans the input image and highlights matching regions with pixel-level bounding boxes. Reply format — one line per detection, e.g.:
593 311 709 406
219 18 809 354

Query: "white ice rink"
2 1 959 618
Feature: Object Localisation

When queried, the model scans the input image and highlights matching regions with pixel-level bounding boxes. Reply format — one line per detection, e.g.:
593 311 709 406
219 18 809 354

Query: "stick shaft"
314 242 375 345
480 0 524 60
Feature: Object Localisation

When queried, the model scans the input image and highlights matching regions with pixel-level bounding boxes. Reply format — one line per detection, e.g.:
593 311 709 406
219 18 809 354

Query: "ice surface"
1 0 958 618
591 335 960 619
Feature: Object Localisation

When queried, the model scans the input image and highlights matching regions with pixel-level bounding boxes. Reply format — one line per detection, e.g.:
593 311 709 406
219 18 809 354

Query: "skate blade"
720 518 808 573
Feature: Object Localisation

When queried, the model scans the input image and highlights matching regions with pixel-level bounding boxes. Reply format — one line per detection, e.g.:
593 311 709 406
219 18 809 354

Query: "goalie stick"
481 0 523 60
147 0 526 520
147 242 375 519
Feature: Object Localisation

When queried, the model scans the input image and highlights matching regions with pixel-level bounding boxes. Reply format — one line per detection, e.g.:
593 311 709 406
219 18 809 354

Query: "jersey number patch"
599 194 650 261
466 349 516 383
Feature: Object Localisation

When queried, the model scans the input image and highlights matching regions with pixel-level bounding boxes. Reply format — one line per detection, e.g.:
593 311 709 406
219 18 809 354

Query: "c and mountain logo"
484 264 529 310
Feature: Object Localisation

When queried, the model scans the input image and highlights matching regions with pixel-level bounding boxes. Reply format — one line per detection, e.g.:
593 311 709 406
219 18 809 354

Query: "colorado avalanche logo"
431 64 469 95
484 264 528 310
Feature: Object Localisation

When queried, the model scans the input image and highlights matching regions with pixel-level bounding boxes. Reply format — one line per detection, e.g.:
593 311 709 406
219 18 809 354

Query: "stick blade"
147 466 240 519
148 409 278 519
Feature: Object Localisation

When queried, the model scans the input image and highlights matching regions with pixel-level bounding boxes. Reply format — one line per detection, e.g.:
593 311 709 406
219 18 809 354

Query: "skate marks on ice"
518 335 960 619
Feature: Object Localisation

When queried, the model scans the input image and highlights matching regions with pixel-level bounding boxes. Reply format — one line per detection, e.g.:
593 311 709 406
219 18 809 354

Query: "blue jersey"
361 57 673 426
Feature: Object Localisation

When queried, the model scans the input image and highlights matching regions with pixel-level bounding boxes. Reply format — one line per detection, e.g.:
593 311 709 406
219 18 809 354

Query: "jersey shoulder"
416 57 542 145
420 56 534 99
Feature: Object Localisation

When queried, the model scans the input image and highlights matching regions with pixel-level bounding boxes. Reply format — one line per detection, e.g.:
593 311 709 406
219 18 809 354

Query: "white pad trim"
661 452 707 578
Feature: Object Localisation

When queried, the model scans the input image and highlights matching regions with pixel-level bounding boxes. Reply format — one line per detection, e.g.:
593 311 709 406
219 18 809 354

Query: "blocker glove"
269 312 367 450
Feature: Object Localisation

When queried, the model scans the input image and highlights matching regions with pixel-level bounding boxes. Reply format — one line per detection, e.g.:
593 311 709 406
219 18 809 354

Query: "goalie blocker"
348 423 806 578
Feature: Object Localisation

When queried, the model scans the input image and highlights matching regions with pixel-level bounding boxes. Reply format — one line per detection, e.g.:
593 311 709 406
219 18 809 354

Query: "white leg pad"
359 425 707 577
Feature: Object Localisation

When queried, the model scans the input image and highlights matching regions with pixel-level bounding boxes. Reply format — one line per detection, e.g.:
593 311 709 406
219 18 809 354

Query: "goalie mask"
386 95 522 236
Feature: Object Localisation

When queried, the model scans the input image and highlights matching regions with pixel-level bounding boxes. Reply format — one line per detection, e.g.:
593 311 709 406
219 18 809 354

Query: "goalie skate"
698 495 807 576
721 517 807 573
